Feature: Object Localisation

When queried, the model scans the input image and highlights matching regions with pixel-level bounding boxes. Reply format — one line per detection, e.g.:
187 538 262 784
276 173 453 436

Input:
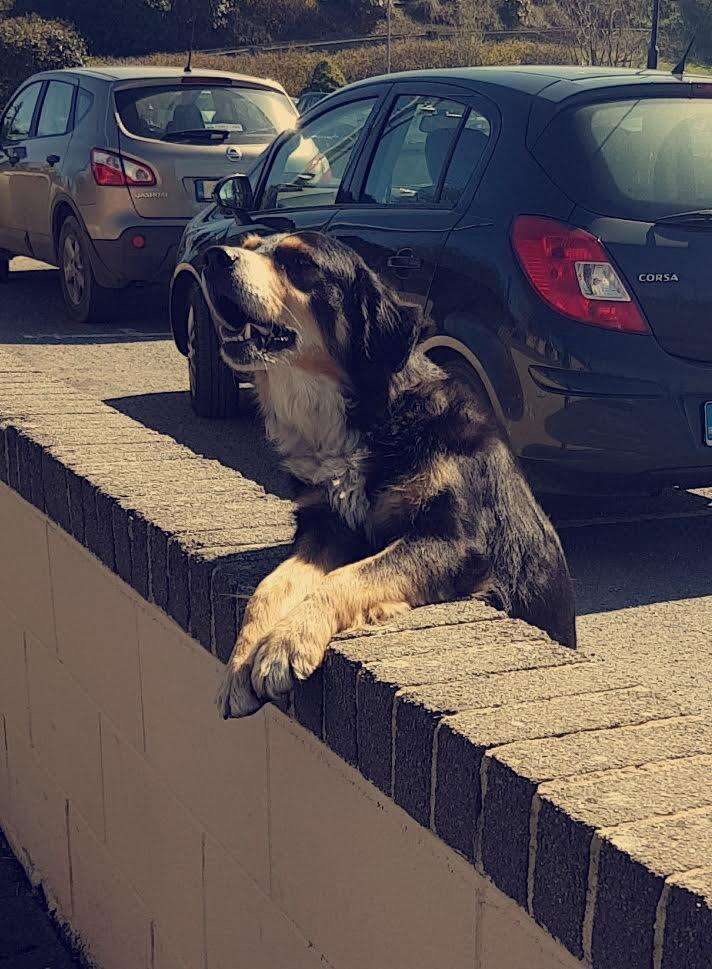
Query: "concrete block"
101 721 205 969
26 635 104 840
268 711 477 969
138 607 270 889
662 867 712 969
0 483 56 649
4 725 71 917
533 755 712 956
479 880 585 969
69 805 152 969
478 694 687 907
48 529 143 750
0 610 30 742
592 807 712 969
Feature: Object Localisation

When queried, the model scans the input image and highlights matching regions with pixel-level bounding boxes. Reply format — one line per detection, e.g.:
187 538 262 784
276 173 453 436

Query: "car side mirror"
213 174 254 221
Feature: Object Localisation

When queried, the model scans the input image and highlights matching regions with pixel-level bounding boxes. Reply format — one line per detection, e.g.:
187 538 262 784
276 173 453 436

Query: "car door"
196 92 388 252
328 82 497 309
19 78 77 263
0 80 45 254
240 88 389 239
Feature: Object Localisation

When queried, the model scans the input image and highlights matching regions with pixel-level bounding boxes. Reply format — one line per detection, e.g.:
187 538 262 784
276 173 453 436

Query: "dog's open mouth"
219 319 297 361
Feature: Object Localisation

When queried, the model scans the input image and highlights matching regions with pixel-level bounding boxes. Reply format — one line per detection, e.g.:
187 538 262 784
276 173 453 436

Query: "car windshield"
115 84 296 145
533 97 712 221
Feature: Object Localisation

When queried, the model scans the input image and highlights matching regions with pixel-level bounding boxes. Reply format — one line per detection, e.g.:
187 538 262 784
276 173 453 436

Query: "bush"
305 58 347 93
97 36 575 96
0 15 86 103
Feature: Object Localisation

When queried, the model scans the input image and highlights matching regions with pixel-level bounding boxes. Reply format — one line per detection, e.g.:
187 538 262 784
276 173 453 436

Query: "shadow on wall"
105 390 294 500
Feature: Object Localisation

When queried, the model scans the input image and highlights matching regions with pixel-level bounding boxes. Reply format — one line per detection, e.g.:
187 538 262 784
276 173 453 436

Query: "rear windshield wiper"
654 210 712 227
161 128 229 143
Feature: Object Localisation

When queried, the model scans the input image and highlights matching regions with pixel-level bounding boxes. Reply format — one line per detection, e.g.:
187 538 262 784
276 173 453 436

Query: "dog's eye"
276 249 319 291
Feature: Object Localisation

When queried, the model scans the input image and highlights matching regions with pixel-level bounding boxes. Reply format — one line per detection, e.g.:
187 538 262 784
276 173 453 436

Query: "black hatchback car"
170 65 712 494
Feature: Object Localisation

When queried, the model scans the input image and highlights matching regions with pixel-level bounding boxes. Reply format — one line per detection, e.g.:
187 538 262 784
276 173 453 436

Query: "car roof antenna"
672 36 695 76
184 3 197 74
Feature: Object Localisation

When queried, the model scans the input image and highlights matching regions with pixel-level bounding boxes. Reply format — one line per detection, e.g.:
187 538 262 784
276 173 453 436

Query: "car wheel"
186 281 241 418
59 216 110 324
0 256 9 283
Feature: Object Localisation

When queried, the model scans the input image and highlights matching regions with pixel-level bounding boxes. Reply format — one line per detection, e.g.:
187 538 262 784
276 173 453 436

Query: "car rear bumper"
515 363 712 493
90 224 186 288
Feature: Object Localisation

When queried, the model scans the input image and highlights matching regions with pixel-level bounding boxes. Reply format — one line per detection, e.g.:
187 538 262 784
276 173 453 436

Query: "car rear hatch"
533 85 712 362
113 76 297 219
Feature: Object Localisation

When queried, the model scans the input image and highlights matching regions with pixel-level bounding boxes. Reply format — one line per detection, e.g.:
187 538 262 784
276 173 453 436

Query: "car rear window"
114 84 296 144
533 97 712 221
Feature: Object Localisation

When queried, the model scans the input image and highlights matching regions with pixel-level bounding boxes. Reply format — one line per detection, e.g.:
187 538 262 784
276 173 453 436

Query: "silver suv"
0 66 297 322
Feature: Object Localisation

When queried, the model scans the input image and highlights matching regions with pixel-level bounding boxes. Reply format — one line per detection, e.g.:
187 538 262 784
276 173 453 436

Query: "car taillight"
91 149 156 187
511 215 648 334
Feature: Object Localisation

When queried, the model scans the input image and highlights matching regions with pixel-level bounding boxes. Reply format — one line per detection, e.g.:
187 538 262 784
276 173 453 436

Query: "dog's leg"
251 536 488 700
217 555 332 718
218 504 361 719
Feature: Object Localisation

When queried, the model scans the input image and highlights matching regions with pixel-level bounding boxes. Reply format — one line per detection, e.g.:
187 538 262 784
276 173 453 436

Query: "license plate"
705 402 712 446
195 179 218 202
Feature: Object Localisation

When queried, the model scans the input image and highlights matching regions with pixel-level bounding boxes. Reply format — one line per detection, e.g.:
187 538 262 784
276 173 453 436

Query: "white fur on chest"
261 369 369 529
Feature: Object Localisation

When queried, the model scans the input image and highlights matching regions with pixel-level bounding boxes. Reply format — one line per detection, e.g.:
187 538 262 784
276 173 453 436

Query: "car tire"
58 216 111 324
0 255 9 283
186 280 241 418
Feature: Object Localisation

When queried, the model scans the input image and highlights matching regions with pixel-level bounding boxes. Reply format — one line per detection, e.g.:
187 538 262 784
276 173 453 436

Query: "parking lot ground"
0 829 83 968
1 258 710 716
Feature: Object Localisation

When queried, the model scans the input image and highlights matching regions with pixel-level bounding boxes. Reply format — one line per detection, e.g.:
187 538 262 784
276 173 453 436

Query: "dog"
202 231 577 719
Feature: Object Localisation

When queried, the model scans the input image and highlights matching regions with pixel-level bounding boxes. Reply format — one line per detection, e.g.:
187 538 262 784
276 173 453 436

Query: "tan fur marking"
240 234 263 251
372 454 463 534
277 234 313 254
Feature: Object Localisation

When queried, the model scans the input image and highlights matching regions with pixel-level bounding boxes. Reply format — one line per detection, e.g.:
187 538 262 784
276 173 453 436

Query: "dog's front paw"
250 613 330 700
217 656 264 719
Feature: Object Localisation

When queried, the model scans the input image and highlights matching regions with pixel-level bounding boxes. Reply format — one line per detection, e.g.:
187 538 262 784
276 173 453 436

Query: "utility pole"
387 0 392 74
647 0 660 70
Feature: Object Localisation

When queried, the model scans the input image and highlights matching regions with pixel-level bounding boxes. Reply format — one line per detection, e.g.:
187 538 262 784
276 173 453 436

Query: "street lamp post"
647 0 660 70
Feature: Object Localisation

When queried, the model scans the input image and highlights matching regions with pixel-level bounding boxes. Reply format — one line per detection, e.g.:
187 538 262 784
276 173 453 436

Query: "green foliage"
107 36 574 94
498 0 533 29
14 0 174 54
0 14 86 101
305 58 347 93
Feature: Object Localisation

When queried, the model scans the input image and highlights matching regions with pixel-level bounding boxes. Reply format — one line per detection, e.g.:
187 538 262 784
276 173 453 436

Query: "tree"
556 0 647 67
0 14 86 101
498 0 533 29
680 0 712 62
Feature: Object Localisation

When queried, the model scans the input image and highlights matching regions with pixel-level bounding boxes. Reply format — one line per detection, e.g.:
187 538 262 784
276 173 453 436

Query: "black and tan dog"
203 231 576 718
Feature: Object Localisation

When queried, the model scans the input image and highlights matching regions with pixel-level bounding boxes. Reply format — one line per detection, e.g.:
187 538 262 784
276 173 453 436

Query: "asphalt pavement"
1 258 710 715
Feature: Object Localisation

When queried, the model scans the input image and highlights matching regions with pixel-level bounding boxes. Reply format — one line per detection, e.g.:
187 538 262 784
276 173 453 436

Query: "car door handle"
387 249 422 271
46 154 60 166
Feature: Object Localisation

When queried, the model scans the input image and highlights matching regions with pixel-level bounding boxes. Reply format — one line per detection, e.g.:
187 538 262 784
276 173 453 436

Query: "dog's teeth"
244 323 251 340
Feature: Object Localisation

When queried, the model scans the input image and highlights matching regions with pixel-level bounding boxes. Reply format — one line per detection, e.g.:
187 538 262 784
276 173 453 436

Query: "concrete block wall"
0 364 709 969
0 483 585 969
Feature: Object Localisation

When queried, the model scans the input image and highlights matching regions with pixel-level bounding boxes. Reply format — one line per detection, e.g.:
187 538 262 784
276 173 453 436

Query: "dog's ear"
353 265 423 375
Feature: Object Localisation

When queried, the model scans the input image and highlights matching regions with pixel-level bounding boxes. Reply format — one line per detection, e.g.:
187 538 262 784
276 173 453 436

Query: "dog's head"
201 231 424 396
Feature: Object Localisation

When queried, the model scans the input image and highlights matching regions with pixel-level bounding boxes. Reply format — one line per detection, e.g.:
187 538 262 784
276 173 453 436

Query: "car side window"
36 81 75 138
441 108 491 205
362 95 489 207
260 98 376 211
0 81 43 144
